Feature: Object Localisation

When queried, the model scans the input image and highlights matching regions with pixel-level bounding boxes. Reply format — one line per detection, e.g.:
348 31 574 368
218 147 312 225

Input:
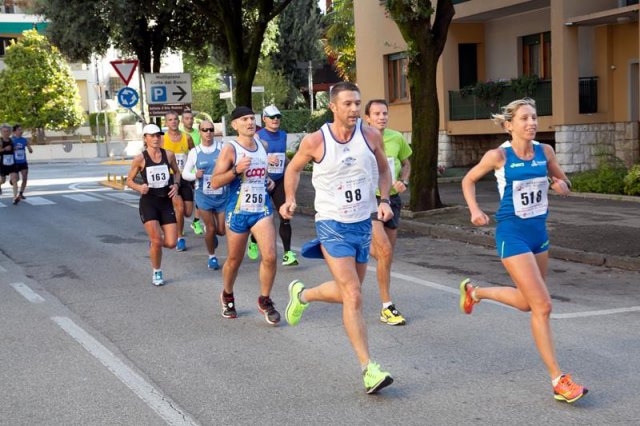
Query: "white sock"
209 254 216 259
299 290 308 304
552 374 563 386
361 360 371 372
382 301 393 309
153 268 161 273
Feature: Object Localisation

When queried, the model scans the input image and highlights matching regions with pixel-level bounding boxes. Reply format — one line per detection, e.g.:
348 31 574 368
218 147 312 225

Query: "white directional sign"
144 73 192 104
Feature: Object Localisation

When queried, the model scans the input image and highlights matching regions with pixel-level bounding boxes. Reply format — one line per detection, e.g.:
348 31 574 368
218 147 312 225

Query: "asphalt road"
1 161 639 425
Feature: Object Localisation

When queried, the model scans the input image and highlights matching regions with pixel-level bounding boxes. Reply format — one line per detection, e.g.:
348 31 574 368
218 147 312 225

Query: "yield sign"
110 59 139 86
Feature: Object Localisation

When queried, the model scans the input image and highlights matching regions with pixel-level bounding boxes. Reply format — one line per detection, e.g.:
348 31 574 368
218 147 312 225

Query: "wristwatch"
401 179 409 187
379 198 391 204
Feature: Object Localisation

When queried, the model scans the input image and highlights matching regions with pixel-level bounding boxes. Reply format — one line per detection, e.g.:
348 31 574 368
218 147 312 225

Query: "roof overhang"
565 4 639 27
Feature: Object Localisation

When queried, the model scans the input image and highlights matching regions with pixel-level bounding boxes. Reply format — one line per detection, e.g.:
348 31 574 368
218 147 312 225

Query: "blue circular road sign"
117 87 139 109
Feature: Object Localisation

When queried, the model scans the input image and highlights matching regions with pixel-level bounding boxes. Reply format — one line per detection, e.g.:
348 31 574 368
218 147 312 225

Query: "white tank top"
313 122 378 223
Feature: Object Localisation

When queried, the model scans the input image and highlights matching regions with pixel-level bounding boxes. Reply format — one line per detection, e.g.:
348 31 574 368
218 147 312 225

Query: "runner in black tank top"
127 124 181 286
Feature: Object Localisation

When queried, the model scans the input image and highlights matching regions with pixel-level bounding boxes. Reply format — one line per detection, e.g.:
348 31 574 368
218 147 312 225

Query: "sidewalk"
295 173 640 271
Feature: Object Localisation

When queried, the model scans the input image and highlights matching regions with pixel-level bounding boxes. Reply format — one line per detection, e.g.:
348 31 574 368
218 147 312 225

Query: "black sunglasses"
266 114 282 120
200 128 215 132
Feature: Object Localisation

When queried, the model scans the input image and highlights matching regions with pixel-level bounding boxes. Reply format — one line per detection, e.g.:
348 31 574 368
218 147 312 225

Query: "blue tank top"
12 137 28 164
195 143 227 199
495 141 549 222
257 128 287 181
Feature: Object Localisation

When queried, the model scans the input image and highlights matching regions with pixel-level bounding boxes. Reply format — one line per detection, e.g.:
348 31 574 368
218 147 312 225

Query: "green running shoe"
285 280 308 326
363 362 393 394
190 219 204 235
247 241 259 260
282 250 299 266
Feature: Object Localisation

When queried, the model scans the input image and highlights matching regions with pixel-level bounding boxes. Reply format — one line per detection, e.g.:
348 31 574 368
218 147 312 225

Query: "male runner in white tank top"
280 82 395 394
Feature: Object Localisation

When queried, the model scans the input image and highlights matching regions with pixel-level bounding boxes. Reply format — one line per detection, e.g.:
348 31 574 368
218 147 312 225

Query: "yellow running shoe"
363 362 393 394
247 241 259 260
380 304 406 326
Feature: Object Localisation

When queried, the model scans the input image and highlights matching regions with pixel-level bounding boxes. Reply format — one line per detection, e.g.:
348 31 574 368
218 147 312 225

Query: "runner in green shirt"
364 99 412 326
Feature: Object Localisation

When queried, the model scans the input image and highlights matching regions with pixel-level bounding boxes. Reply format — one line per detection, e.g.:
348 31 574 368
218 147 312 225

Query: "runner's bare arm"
462 148 503 226
126 154 148 194
280 132 321 219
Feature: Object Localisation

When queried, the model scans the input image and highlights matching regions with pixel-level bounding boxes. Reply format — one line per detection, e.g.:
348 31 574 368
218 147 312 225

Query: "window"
522 32 551 79
458 43 478 88
387 52 409 103
0 37 15 56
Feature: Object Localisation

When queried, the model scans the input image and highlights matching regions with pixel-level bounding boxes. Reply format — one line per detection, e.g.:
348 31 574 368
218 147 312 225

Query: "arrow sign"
110 60 138 86
172 85 187 102
144 73 192 104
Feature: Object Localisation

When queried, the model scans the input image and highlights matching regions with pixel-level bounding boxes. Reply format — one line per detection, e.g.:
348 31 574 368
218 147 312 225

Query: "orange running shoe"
459 278 478 314
553 374 588 403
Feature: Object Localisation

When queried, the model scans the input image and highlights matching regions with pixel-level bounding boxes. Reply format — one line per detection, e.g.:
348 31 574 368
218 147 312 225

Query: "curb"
294 204 640 272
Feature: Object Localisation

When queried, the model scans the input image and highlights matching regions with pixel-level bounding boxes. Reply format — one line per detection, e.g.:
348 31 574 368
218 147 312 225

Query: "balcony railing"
449 80 552 121
579 77 598 114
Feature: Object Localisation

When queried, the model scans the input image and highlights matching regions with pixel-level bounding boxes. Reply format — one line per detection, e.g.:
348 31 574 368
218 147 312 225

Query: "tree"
385 0 455 211
0 30 84 141
323 0 356 81
34 0 207 73
194 0 295 108
271 0 324 107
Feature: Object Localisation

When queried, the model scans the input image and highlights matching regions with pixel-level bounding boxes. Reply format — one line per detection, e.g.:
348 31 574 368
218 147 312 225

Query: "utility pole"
308 60 314 114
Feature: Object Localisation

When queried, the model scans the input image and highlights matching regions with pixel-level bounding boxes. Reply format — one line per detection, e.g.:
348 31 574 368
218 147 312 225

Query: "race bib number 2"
202 174 223 195
512 177 548 218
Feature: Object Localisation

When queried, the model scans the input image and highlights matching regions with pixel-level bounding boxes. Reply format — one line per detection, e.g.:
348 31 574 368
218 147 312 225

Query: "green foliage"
623 164 640 196
89 112 118 137
0 30 85 131
472 80 508 107
510 74 540 98
272 0 324 107
570 165 627 195
253 58 292 108
323 0 356 81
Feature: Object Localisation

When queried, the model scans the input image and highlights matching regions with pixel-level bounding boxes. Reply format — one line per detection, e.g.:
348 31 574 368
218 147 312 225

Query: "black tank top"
1 139 13 159
141 148 174 197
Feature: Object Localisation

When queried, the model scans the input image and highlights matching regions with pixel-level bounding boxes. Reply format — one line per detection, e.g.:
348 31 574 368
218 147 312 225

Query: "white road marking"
108 192 140 201
10 282 45 303
551 306 640 319
23 196 56 205
0 201 5 207
63 193 101 202
29 176 107 186
0 264 6 272
52 316 200 426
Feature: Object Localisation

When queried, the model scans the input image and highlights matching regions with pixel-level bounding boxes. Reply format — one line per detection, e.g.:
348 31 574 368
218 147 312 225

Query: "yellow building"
354 0 640 172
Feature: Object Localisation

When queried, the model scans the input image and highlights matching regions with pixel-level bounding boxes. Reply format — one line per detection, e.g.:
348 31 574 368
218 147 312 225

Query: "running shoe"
282 250 299 266
19 192 26 200
220 292 237 319
258 296 281 325
12 197 20 205
380 304 406 326
247 241 258 260
208 256 220 270
152 270 165 286
285 280 309 326
459 278 478 315
363 362 394 394
176 237 186 252
553 374 588 403
190 220 204 235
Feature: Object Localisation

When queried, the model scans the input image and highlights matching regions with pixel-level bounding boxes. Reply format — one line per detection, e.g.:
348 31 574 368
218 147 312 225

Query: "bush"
570 165 627 194
623 164 640 196
89 112 117 138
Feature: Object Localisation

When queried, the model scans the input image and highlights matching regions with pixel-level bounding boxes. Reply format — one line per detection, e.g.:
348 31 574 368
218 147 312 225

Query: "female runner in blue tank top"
460 98 588 403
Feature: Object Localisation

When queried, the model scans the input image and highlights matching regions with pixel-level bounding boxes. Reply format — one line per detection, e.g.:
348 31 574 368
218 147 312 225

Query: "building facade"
354 0 640 172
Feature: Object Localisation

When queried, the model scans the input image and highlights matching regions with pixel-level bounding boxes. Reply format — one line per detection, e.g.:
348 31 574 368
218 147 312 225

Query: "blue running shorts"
495 217 549 259
225 208 273 234
302 218 372 264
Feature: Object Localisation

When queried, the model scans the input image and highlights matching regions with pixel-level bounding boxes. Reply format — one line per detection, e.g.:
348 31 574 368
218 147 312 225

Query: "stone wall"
438 131 506 168
555 122 639 173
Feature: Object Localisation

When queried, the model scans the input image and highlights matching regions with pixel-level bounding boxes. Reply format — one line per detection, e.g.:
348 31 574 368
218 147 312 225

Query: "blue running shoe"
208 256 220 270
176 237 186 252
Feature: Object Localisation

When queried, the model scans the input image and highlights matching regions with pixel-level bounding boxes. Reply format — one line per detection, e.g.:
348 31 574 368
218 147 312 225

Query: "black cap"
230 106 254 121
